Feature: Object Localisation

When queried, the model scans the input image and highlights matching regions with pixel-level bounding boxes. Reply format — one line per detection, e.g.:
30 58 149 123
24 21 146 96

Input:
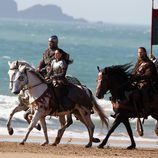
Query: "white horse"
7 61 79 136
7 61 84 146
8 60 108 147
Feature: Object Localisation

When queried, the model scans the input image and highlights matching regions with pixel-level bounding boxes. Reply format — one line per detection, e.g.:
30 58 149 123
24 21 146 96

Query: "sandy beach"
0 135 158 158
0 142 158 158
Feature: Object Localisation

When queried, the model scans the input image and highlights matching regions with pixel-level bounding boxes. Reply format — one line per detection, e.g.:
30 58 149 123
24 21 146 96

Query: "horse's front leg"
40 117 49 146
136 118 144 136
24 108 41 131
7 104 27 135
20 109 43 145
123 118 136 149
52 114 73 146
98 114 121 149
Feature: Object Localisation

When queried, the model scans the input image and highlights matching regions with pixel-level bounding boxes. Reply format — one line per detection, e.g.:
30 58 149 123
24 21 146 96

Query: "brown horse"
96 64 158 149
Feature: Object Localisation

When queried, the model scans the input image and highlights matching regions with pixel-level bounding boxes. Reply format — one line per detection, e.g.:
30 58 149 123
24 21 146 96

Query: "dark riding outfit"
132 52 158 116
111 49 158 119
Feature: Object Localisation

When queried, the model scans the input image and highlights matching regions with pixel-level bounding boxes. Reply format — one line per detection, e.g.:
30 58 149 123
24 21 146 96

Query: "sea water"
0 18 158 147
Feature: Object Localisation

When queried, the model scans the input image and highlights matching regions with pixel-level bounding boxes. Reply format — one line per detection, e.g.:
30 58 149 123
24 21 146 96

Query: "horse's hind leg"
74 112 100 143
123 117 136 149
52 114 73 146
151 114 158 136
98 114 121 149
155 121 158 136
75 107 94 148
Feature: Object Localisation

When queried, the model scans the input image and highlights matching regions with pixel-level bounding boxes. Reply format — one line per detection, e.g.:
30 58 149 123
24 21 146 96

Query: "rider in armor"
37 35 70 77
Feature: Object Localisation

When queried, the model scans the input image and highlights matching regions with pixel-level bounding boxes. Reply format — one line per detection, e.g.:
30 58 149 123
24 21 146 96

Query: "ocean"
0 18 158 148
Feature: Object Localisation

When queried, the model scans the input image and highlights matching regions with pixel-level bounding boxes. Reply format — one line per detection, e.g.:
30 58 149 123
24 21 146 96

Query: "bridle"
9 67 44 91
25 82 44 90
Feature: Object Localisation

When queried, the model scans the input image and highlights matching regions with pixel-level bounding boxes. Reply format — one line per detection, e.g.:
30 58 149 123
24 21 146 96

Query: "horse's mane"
9 60 33 70
103 63 132 79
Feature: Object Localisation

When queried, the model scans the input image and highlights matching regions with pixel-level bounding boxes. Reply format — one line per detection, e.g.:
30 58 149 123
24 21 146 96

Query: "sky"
14 0 158 25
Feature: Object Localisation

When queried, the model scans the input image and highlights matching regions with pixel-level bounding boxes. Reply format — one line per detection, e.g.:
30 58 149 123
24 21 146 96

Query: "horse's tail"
91 95 109 129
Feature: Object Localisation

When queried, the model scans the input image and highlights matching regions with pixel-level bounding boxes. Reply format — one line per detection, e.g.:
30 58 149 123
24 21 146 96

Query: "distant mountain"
0 0 18 18
0 0 87 23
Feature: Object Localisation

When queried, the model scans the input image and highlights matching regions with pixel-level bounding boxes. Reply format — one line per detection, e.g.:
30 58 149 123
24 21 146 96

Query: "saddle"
67 83 92 108
47 76 93 113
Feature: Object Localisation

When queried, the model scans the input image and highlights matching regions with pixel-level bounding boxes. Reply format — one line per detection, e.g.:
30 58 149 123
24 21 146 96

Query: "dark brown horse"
95 64 158 149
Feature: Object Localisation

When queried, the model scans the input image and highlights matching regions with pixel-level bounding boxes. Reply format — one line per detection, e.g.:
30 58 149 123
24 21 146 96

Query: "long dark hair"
58 48 73 65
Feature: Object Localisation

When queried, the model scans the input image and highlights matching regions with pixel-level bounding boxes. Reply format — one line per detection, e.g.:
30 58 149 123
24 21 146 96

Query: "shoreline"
1 134 158 148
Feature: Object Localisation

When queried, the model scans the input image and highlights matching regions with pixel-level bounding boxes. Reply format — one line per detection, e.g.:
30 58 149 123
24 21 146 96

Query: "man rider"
111 47 157 119
132 47 158 117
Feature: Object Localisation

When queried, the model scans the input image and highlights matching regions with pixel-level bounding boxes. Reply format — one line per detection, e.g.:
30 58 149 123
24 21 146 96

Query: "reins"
25 82 44 90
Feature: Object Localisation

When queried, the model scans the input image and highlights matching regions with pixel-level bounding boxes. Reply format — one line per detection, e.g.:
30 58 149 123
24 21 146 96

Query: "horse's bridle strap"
26 82 44 90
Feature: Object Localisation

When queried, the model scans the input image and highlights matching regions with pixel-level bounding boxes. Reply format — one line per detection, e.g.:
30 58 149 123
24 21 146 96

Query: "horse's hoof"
139 132 144 137
127 145 136 150
97 144 104 149
36 124 41 131
51 143 57 146
92 137 100 143
40 142 48 146
19 142 24 145
8 128 14 135
85 143 92 148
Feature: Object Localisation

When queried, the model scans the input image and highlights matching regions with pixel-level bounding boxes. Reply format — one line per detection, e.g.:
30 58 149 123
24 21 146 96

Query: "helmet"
48 35 58 43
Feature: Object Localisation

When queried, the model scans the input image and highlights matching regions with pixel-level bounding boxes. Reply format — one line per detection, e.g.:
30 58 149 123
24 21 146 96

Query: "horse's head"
8 62 28 94
96 64 132 99
96 66 110 99
8 60 35 92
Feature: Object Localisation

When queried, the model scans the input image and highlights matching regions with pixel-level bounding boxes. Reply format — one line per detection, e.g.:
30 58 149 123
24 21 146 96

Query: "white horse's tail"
92 95 109 129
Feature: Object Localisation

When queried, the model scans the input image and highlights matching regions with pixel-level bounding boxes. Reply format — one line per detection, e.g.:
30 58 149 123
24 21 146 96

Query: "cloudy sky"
14 0 158 25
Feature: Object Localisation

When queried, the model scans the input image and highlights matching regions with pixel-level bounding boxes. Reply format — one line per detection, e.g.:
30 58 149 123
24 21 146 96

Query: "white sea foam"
1 56 11 59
